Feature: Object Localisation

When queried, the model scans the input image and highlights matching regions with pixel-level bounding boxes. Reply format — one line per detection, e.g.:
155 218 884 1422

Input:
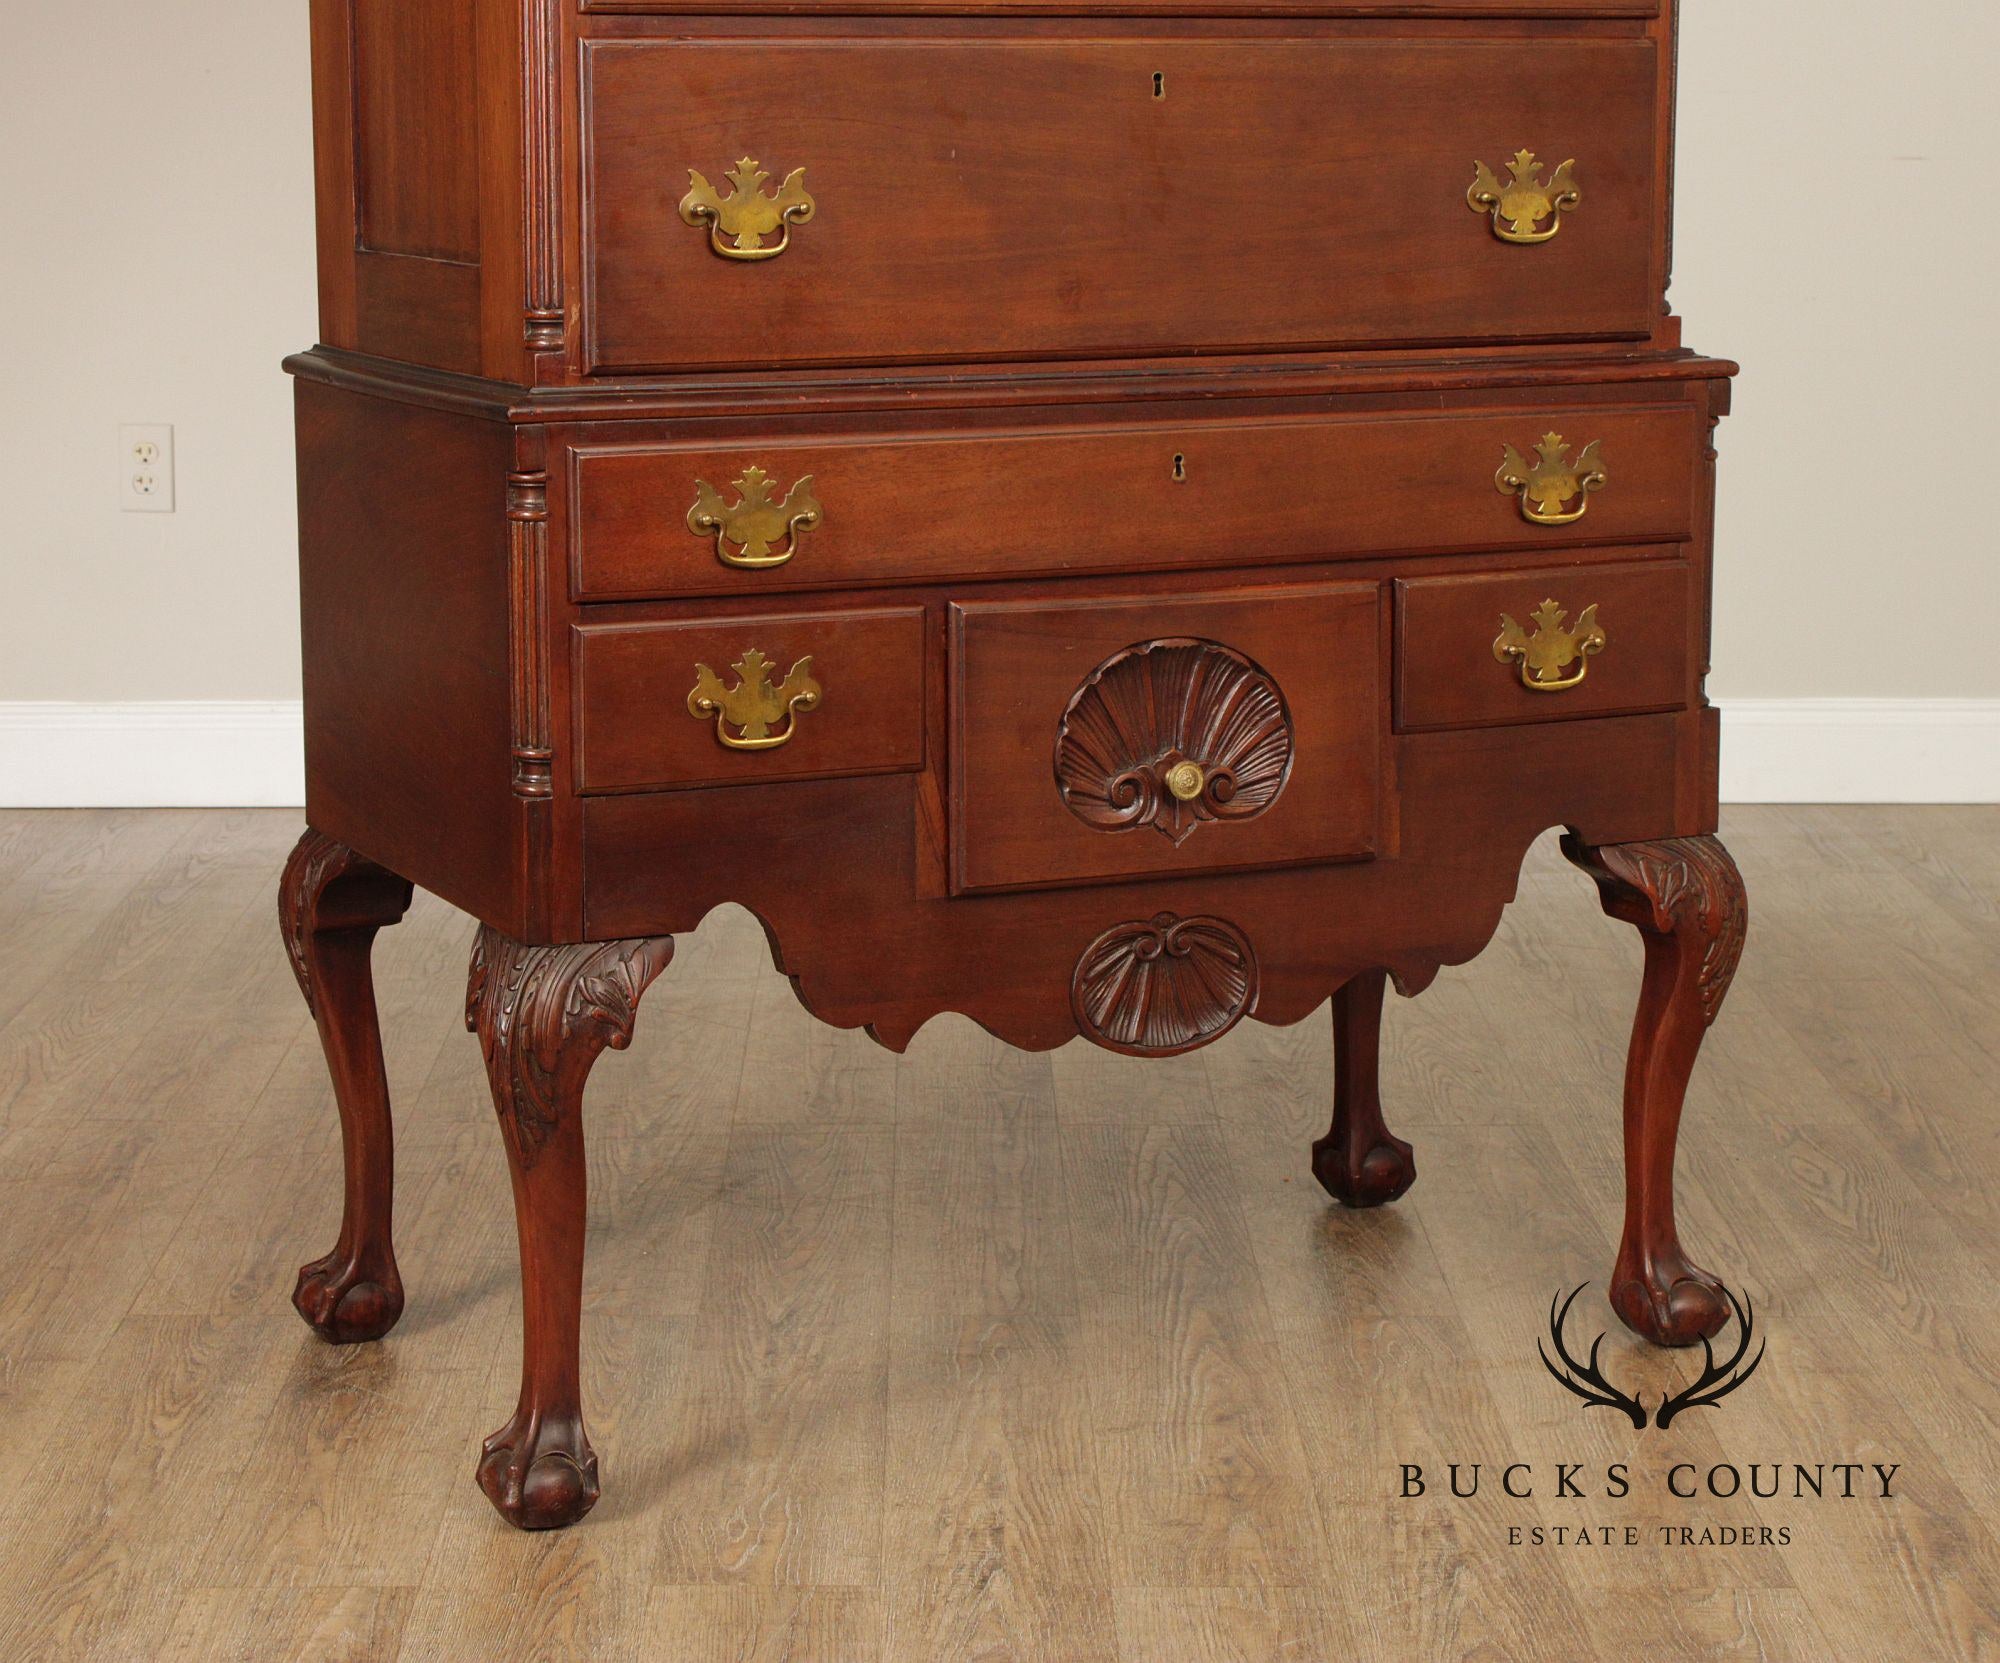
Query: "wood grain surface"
581 37 1661 371
565 406 1701 603
0 807 1994 1660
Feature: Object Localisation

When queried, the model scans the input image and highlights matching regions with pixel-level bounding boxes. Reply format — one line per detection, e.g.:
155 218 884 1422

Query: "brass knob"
1164 760 1207 802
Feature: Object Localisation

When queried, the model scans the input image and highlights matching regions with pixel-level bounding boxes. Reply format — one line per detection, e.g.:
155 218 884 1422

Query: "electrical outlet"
120 424 175 513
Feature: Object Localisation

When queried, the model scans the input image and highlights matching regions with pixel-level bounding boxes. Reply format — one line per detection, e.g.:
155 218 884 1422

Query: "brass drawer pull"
688 649 822 750
1494 600 1605 693
1497 433 1606 526
688 468 821 569
679 158 814 261
1469 150 1580 244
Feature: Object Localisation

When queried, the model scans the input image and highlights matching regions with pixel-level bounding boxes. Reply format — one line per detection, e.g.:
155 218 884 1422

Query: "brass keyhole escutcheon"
1171 453 1187 482
1165 760 1207 801
1153 72 1166 99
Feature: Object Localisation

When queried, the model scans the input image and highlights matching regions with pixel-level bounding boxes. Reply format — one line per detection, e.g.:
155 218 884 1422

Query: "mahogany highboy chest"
283 0 1746 1529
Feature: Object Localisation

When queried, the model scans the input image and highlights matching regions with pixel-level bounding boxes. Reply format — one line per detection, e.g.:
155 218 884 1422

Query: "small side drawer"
1394 558 1691 732
574 606 925 792
950 582 1382 894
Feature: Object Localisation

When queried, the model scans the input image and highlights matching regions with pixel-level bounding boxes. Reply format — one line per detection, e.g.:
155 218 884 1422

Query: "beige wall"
3 4 1993 703
1677 3 2000 698
2 4 315 703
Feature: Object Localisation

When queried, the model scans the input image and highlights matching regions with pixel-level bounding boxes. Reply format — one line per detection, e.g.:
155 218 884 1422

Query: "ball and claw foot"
1310 1131 1417 1209
1613 1247 1730 1348
292 1249 404 1344
477 1406 601 1531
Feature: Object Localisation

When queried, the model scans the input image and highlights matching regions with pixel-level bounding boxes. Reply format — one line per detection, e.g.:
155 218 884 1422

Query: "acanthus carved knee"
464 926 676 1162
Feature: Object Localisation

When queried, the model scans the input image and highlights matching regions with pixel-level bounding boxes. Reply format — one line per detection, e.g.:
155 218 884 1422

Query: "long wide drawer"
950 583 1382 894
568 406 1697 600
586 1 1657 14
574 605 926 791
581 36 1660 372
1395 556 1692 731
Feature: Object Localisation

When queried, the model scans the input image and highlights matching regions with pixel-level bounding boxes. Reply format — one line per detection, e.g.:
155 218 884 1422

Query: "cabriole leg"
1562 832 1748 1348
1311 969 1417 1208
464 925 674 1530
280 828 416 1344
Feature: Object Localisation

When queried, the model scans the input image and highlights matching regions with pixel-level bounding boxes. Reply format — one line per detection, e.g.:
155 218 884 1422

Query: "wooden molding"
520 0 563 351
505 468 555 801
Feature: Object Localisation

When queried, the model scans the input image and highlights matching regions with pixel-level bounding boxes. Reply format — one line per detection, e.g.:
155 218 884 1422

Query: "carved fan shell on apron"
1054 637 1295 846
1071 912 1260 1056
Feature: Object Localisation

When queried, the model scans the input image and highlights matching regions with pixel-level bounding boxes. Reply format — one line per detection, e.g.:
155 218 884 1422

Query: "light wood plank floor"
0 807 1995 1662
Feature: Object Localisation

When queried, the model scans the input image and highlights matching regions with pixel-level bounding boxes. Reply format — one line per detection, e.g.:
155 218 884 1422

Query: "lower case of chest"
286 373 1741 1529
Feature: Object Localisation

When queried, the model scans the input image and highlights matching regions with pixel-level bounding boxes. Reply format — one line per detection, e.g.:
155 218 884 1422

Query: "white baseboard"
0 698 1992 808
0 701 306 808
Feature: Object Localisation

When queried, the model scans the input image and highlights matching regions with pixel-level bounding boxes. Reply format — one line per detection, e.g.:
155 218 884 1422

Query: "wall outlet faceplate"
120 423 175 513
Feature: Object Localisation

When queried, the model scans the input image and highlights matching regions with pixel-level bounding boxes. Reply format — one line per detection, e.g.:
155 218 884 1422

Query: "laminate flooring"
0 807 1994 1661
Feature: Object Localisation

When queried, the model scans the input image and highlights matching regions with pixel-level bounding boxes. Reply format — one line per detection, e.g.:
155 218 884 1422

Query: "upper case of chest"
310 0 1679 385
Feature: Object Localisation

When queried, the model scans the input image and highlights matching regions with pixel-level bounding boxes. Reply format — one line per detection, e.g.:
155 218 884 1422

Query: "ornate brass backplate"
1494 600 1606 693
679 158 814 261
1496 433 1607 526
687 467 822 569
688 649 822 749
1468 150 1580 244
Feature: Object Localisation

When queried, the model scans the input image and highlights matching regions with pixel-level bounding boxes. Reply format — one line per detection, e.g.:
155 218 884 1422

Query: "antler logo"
1539 1283 1765 1430
679 158 815 260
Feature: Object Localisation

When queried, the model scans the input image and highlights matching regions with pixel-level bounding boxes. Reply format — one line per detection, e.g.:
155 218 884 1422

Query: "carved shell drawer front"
1056 639 1295 848
948 585 1384 895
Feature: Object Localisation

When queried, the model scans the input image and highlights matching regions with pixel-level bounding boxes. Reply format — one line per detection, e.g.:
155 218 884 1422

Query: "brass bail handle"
1493 601 1606 693
1496 434 1607 526
688 649 822 750
680 158 815 262
687 468 822 569
1468 150 1580 244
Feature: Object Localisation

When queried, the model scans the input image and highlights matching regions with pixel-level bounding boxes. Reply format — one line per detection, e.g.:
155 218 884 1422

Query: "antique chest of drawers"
283 0 1745 1529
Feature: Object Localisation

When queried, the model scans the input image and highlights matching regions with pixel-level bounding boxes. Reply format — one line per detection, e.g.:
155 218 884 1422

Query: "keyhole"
1171 453 1187 481
1153 72 1166 99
